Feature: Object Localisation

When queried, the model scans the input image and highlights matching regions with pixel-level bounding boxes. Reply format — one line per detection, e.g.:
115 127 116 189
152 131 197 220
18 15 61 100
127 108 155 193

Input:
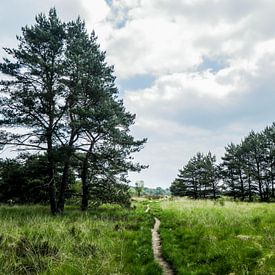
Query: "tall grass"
153 198 275 274
0 204 161 274
1 199 273 274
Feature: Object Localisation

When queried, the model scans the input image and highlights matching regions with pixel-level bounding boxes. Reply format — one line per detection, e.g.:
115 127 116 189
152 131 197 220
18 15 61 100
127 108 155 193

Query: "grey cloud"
129 81 275 131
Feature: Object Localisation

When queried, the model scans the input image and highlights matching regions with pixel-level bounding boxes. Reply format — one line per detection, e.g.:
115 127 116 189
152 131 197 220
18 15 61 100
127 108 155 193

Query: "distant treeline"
129 186 170 197
143 187 170 196
171 123 275 201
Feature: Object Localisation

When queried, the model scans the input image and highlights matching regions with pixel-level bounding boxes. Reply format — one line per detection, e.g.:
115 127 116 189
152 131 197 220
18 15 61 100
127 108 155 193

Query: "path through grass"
152 198 275 274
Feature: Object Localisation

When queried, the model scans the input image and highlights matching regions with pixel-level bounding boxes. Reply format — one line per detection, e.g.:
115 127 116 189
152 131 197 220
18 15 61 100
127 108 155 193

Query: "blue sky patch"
105 0 113 6
198 56 227 73
117 74 155 91
115 18 127 29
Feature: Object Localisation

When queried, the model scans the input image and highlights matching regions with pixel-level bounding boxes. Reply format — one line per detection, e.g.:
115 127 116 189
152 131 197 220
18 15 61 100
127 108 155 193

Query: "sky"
1 0 275 188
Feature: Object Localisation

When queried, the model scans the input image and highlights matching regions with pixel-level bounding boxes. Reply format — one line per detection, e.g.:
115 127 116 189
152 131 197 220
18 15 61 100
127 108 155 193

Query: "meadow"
0 204 161 275
153 198 275 274
0 199 274 274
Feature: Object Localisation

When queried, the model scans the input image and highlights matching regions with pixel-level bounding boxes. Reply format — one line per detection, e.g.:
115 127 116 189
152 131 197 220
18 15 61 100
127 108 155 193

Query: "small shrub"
15 236 58 258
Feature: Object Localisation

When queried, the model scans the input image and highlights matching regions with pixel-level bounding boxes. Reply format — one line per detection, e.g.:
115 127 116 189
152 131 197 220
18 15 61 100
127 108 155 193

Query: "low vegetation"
0 198 274 274
152 198 275 274
0 204 161 274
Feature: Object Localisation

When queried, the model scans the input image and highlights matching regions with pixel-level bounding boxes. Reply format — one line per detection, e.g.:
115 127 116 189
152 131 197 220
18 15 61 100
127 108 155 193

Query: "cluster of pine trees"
170 152 218 199
171 124 275 201
0 9 146 214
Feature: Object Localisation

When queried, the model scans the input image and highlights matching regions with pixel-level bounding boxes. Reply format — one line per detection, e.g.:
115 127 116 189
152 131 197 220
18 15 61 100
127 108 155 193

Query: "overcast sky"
1 0 275 188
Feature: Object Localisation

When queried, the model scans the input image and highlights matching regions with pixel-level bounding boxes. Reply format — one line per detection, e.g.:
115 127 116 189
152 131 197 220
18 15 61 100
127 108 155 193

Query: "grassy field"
0 204 161 275
152 198 275 275
0 199 274 274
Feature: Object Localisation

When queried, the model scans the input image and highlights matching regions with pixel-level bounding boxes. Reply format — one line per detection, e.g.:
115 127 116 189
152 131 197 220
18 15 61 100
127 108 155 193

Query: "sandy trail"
151 217 174 275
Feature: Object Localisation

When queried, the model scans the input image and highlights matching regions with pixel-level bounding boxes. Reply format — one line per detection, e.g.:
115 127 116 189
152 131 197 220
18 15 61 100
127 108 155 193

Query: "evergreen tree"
220 143 239 199
171 152 219 199
0 9 147 213
221 127 275 201
0 9 66 214
60 18 147 211
170 179 186 196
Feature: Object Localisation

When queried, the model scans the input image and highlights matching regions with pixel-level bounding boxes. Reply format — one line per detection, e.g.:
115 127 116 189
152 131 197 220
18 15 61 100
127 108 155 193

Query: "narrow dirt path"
152 217 174 275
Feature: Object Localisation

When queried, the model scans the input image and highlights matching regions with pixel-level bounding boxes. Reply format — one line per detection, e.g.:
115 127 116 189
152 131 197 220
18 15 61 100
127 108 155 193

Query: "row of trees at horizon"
0 9 146 214
171 123 275 201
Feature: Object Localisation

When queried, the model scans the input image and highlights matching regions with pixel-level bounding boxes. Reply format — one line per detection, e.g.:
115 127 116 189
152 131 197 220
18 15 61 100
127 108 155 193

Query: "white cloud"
100 0 275 79
80 0 112 48
81 0 109 23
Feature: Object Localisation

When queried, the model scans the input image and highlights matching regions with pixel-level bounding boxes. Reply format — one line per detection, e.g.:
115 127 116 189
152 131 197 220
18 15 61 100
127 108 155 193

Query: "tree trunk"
256 160 263 201
239 171 245 201
264 182 269 201
81 143 94 211
271 164 274 198
199 181 202 199
47 140 57 215
57 131 76 213
248 174 252 202
81 156 90 211
230 170 236 200
48 172 57 215
57 159 71 213
193 178 198 199
212 180 216 200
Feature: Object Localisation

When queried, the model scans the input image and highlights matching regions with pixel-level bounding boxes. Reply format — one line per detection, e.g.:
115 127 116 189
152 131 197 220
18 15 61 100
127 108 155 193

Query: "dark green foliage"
0 154 75 204
0 157 48 203
221 124 275 201
0 159 25 202
170 179 186 196
171 152 219 199
89 179 131 207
